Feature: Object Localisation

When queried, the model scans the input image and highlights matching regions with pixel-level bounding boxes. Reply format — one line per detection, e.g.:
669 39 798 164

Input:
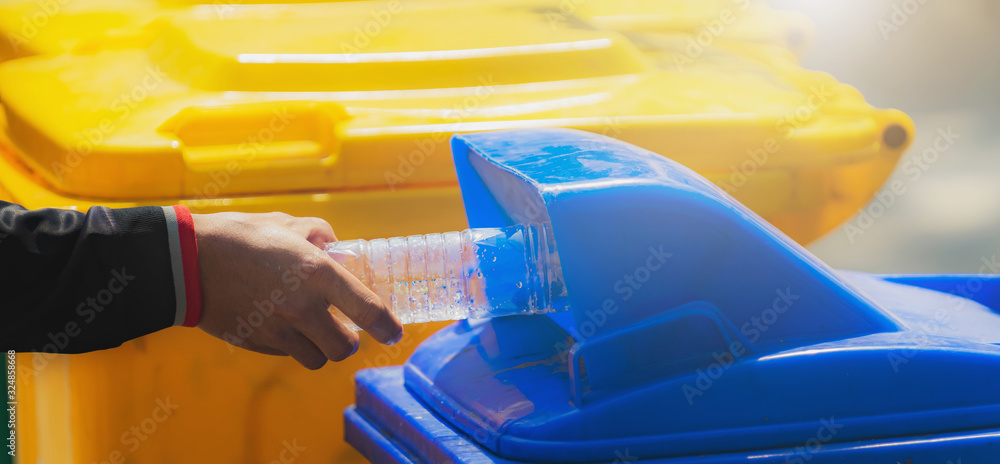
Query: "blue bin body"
346 129 1000 463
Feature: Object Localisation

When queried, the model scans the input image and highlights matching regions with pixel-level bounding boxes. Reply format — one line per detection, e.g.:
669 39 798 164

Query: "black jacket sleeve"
0 201 187 353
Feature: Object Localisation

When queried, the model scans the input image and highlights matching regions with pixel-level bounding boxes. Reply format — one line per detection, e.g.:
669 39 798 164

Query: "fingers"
271 329 329 370
198 209 380 369
319 259 403 345
295 300 360 362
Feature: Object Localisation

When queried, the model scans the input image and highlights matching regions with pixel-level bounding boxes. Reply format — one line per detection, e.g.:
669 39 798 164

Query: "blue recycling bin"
345 129 1000 463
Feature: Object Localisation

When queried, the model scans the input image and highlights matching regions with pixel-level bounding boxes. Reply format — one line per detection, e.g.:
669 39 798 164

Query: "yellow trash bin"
0 2 913 463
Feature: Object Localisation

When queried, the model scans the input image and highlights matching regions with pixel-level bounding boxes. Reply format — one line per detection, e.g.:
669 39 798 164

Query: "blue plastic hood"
349 129 1000 463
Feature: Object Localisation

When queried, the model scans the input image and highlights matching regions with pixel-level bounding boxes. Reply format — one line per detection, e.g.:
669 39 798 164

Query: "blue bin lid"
370 129 1000 462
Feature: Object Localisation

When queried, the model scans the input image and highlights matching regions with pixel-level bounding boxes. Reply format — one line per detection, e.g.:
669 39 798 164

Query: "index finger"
318 258 403 345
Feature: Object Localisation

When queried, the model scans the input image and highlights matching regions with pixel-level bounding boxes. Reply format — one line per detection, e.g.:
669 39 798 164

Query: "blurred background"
772 0 1000 273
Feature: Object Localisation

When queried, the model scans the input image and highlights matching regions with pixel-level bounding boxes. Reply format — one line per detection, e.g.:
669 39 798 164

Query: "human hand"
191 212 403 369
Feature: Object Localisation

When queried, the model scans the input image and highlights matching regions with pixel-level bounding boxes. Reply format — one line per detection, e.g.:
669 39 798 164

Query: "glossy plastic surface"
349 366 1000 463
0 0 814 61
0 1 912 244
346 128 1000 463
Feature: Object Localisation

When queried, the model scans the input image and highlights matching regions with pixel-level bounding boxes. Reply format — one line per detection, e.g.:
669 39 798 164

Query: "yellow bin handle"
159 102 346 172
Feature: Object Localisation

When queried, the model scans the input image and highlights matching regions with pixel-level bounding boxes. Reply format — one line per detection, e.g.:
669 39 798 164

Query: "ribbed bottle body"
325 223 566 330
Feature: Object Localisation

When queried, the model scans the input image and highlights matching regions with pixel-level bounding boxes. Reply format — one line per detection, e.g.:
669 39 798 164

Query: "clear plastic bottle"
324 223 568 330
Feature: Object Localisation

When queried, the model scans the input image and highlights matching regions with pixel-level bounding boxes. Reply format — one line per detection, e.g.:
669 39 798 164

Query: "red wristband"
172 205 202 327
164 205 203 327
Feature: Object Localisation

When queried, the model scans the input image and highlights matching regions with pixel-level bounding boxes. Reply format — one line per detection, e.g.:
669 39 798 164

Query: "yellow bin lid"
0 0 814 60
0 1 913 243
